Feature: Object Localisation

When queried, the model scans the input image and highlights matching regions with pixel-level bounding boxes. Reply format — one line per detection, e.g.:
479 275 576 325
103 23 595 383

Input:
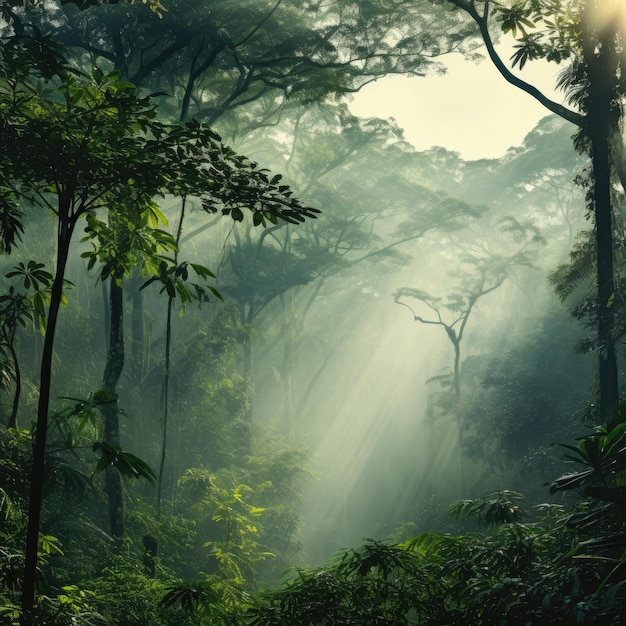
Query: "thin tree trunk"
102 279 125 538
156 296 172 519
451 337 465 497
157 197 186 517
21 216 74 625
6 336 21 429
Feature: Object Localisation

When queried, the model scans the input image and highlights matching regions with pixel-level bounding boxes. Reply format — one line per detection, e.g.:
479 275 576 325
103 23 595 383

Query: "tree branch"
449 0 583 127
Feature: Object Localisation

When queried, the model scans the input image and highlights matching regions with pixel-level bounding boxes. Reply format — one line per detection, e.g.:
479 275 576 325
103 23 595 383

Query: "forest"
1 0 626 624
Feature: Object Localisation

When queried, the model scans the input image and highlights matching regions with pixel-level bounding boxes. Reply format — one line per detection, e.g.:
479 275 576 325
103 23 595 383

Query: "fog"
8 104 591 573
223 111 591 562
26 107 589 570
0 3 608 621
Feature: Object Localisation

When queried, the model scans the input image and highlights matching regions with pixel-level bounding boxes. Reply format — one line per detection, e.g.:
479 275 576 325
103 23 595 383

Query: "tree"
394 216 545 495
0 263 54 430
0 64 172 623
138 197 222 517
15 0 474 474
215 102 488 445
0 49 317 621
434 0 626 425
48 0 478 125
456 311 594 495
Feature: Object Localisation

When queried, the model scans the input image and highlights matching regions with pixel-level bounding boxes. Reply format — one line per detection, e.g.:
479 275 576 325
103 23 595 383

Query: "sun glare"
588 0 626 34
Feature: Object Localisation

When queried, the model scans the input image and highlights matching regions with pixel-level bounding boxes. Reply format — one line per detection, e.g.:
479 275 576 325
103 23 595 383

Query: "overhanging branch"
449 0 584 127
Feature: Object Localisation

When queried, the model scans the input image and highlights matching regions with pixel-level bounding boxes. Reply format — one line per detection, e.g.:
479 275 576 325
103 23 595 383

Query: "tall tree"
218 103 486 441
0 56 317 622
433 0 626 424
0 63 171 625
394 216 545 495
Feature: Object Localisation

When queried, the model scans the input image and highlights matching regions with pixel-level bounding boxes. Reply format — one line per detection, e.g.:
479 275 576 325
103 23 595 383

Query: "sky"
349 49 568 161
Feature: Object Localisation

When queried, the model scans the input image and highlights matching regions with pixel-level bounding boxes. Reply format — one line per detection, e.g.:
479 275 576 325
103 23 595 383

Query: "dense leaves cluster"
247 495 625 626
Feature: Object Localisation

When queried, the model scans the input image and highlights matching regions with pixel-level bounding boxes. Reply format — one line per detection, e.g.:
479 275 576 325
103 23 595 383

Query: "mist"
0 1 618 624
208 106 590 563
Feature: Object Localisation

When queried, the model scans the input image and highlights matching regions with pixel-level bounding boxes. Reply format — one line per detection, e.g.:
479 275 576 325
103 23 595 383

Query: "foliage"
0 1 620 625
438 310 593 499
246 494 626 625
552 417 626 544
547 417 626 619
92 441 157 485
0 16 321 616
141 258 221 310
174 463 286 587
448 490 526 528
85 549 202 626
44 0 479 125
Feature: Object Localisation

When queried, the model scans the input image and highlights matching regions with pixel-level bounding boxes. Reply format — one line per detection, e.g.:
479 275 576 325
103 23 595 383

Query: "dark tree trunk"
102 279 125 538
21 216 74 625
592 126 619 425
156 197 185 517
583 5 620 425
6 337 21 429
156 296 172 519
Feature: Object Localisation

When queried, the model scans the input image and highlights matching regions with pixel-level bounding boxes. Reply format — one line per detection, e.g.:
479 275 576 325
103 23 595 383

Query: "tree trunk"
102 279 125 538
592 126 619 425
6 337 21 430
21 217 74 625
156 296 172 519
583 3 620 425
452 337 465 497
157 197 185 517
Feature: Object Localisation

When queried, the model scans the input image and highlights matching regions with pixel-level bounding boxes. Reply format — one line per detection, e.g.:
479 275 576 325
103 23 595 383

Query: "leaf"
0 197 24 254
92 442 156 485
230 207 244 222
160 581 220 613
40 534 64 556
190 263 216 279
91 66 104 84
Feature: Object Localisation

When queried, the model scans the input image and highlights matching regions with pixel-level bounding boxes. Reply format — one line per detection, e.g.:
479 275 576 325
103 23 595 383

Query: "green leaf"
92 442 156 485
207 285 223 301
160 581 220 613
40 534 64 556
91 66 104 84
190 263 215 279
